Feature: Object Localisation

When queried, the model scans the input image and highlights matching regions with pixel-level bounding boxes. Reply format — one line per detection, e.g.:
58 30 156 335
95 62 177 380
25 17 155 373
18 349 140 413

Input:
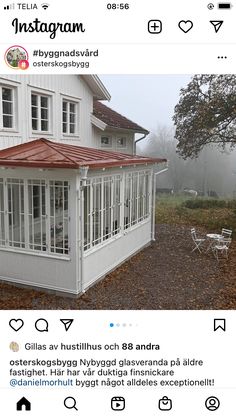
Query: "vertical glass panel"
49 181 69 254
0 180 5 246
7 179 25 248
92 179 102 245
83 183 91 251
28 180 46 252
103 177 112 240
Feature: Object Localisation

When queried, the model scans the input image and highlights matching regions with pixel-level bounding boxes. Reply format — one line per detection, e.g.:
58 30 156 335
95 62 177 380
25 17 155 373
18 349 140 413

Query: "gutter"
134 132 149 154
151 162 169 241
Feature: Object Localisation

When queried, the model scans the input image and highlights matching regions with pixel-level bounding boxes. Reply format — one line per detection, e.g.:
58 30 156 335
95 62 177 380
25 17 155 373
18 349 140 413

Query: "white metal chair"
212 237 232 261
221 228 232 239
191 228 206 253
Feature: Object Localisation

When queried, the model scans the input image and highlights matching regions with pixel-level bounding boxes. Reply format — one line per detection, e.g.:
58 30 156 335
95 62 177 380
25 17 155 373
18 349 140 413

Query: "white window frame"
62 99 79 136
0 178 70 257
124 171 151 230
0 85 17 131
84 175 122 251
117 136 127 148
101 136 112 148
0 179 5 246
83 170 151 252
31 91 52 134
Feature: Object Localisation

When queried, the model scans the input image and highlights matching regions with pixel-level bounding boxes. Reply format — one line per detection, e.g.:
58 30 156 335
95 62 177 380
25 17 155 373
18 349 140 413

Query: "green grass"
156 195 236 234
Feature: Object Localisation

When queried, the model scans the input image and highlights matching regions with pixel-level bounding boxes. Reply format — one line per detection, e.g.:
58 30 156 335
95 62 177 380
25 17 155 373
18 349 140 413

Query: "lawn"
156 195 236 234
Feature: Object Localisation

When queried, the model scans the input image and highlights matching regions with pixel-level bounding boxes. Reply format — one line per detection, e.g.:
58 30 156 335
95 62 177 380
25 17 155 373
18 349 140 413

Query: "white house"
0 75 166 295
0 74 149 153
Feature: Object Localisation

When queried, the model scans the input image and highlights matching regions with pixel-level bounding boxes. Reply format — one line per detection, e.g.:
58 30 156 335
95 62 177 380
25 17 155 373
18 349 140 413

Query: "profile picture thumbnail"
4 45 29 70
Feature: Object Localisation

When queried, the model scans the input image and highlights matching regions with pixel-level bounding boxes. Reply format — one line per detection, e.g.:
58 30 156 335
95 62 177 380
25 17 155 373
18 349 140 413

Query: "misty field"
156 195 236 235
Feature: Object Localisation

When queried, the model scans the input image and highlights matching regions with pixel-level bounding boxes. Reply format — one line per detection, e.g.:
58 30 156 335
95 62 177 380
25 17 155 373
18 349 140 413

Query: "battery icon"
218 3 232 8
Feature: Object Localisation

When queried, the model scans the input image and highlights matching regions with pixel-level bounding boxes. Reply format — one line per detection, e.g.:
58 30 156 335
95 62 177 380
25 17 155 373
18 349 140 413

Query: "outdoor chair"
191 228 206 253
221 228 232 239
212 237 232 261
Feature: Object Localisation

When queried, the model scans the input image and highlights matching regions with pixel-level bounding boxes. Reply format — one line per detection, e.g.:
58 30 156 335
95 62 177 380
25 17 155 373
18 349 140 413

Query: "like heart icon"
9 318 24 332
178 20 193 33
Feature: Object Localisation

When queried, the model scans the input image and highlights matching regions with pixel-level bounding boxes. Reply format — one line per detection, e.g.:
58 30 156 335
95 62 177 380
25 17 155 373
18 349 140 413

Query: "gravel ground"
0 224 235 310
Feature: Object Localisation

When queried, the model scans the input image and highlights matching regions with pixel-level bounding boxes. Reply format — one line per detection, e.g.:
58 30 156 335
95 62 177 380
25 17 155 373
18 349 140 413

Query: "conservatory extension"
0 139 166 295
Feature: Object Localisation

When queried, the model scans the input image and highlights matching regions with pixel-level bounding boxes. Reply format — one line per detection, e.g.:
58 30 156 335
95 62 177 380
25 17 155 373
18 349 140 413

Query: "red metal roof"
0 139 166 169
93 101 149 134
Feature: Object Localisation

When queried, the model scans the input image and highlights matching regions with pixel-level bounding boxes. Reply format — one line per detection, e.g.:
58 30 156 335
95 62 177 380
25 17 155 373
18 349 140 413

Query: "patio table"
205 234 224 253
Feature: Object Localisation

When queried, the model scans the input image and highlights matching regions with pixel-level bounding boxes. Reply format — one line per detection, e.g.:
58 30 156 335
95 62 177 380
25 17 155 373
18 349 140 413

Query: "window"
101 136 112 147
62 100 77 135
50 181 69 254
0 179 5 246
0 178 70 256
28 180 46 252
84 171 150 251
124 171 151 230
0 86 15 129
7 179 25 248
117 137 127 148
84 175 121 251
31 93 50 132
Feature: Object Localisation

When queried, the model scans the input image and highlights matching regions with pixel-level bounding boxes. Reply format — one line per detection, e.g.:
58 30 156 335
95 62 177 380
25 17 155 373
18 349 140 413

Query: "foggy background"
100 75 236 197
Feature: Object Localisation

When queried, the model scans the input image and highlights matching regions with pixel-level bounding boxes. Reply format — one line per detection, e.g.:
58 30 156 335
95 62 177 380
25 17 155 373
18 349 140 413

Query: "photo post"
0 0 235 417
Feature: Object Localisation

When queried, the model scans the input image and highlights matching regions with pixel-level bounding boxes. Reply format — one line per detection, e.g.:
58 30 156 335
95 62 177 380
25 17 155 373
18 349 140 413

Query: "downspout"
134 132 148 154
79 166 89 294
151 162 169 241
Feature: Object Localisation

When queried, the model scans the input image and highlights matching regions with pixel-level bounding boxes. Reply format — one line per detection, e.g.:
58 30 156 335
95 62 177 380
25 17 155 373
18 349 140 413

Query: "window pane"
28 180 46 252
32 118 38 131
117 137 126 147
3 101 12 115
69 124 75 134
50 181 69 254
41 120 48 131
69 103 75 113
31 94 37 106
62 112 67 123
70 113 75 123
41 96 48 108
3 115 13 128
31 106 37 119
7 179 25 248
41 108 48 120
101 137 111 146
2 88 12 101
0 180 5 246
62 101 67 111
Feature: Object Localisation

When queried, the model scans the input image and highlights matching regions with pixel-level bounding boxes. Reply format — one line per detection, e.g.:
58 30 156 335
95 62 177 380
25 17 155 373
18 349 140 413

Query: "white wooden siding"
0 75 96 149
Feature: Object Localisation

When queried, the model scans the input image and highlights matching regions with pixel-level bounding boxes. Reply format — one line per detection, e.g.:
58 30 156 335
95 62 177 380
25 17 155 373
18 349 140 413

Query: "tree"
173 75 236 159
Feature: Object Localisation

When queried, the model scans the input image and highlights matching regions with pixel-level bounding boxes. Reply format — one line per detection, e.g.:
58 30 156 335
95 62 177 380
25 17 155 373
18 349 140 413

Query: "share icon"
210 20 224 32
60 319 74 331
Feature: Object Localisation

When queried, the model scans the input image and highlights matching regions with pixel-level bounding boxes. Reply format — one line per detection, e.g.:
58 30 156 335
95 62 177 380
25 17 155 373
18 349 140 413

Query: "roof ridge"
40 139 79 166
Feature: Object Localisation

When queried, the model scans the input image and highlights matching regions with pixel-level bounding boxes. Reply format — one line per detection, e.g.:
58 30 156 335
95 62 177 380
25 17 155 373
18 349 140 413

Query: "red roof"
93 101 149 134
0 139 166 169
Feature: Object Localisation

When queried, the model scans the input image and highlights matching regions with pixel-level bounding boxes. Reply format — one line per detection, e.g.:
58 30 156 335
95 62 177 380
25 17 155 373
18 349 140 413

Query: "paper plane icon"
210 20 224 33
60 319 74 331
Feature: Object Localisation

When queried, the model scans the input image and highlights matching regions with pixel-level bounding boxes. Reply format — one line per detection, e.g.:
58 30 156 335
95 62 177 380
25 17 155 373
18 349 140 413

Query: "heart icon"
178 20 193 33
9 319 24 332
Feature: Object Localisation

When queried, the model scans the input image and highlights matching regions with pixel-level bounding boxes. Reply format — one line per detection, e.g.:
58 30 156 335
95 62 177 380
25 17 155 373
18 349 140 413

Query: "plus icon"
148 20 162 34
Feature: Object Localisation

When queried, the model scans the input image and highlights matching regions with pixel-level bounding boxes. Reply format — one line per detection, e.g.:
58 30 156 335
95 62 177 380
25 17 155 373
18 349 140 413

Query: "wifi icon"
41 3 49 9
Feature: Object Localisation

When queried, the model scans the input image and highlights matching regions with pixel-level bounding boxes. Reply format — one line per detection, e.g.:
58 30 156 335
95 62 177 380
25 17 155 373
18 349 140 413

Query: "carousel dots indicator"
109 323 134 327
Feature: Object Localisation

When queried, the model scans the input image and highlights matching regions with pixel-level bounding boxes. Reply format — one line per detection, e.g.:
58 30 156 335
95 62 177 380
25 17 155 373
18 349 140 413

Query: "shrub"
182 199 231 209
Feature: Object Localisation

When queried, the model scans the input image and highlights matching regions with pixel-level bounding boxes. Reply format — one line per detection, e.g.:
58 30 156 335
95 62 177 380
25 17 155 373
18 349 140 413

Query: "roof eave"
106 125 149 135
81 75 111 101
0 158 166 170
